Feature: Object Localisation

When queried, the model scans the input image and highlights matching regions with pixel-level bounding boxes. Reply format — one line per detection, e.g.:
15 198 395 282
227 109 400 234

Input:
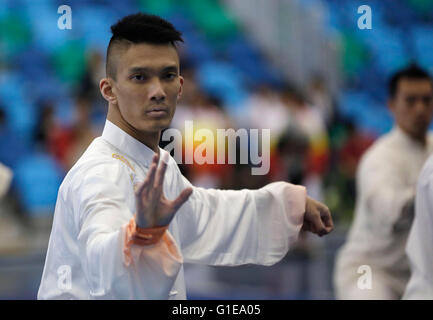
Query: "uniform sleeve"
403 178 433 299
74 163 182 299
175 171 306 266
358 153 415 235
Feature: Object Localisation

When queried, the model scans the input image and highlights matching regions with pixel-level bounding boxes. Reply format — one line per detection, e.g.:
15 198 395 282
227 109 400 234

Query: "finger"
320 207 334 232
152 152 160 163
316 203 334 231
148 153 160 181
138 162 157 196
149 152 160 171
310 209 327 236
135 179 147 197
171 187 193 211
301 220 312 232
149 152 159 173
154 152 169 190
156 188 193 227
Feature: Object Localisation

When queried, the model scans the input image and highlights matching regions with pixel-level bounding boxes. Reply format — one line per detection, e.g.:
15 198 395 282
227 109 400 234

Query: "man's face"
389 78 433 141
111 42 183 133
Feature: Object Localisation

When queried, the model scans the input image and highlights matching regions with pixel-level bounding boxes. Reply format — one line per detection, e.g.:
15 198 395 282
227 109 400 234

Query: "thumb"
172 187 193 212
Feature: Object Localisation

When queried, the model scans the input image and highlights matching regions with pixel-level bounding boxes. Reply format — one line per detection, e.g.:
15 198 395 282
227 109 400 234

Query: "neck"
107 105 161 153
399 126 427 148
416 135 427 148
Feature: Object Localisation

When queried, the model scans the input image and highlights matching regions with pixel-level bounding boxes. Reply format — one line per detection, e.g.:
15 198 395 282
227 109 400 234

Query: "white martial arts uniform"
403 153 433 299
38 120 307 300
334 126 433 299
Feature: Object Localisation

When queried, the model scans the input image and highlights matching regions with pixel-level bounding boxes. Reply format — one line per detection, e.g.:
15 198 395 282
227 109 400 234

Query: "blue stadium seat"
0 72 37 135
363 27 409 77
380 0 417 26
357 102 393 135
0 123 29 169
73 6 115 52
412 26 433 71
196 61 248 109
339 90 392 136
167 11 197 35
14 46 51 81
12 152 63 217
23 1 71 53
181 30 215 65
224 34 283 88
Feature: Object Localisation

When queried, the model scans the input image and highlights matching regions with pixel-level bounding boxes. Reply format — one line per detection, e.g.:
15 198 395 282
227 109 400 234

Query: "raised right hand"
134 152 193 228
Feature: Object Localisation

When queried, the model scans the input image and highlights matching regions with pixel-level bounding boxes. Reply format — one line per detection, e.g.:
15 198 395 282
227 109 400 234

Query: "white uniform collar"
101 120 157 167
392 125 428 151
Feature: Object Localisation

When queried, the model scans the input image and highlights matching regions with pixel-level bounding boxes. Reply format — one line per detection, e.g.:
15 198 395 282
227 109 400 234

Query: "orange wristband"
130 219 168 246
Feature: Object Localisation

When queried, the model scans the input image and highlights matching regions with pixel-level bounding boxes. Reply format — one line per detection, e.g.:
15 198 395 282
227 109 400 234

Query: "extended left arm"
175 175 333 267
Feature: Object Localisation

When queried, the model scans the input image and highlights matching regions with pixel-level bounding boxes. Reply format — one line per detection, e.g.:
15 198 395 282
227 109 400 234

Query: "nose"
415 99 428 114
148 78 166 103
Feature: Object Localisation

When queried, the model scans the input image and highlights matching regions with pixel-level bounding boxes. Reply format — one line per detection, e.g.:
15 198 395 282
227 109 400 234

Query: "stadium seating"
1 0 432 217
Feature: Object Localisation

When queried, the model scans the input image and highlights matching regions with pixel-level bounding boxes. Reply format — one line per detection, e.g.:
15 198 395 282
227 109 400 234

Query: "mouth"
415 118 428 126
146 106 169 117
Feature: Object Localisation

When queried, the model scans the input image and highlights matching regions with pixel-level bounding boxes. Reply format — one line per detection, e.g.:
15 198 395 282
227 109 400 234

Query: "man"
334 64 433 299
38 13 333 300
404 141 433 299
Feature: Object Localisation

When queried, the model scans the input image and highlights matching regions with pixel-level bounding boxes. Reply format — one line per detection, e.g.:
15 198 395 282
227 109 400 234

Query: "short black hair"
389 63 433 97
106 13 183 79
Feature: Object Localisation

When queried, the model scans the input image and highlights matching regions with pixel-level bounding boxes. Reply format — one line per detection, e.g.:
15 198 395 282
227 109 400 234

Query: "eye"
164 73 177 80
406 97 416 107
132 74 147 81
423 96 433 106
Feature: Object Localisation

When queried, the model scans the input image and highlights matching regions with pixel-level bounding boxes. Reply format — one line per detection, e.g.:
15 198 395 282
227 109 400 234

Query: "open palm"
135 152 193 228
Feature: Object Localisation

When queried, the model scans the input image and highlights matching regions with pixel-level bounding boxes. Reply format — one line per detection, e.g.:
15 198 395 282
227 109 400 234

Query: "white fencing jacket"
37 120 307 299
403 153 433 299
335 126 433 296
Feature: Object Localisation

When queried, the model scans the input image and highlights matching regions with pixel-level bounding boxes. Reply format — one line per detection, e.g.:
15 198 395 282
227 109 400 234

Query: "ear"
177 76 184 101
100 78 118 105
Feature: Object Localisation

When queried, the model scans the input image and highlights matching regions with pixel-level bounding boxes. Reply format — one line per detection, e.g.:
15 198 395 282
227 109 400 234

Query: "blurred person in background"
34 96 98 172
34 100 57 150
61 95 99 170
79 50 106 102
334 64 433 299
280 87 330 202
170 69 234 188
242 84 292 148
0 107 24 253
0 160 15 251
272 125 310 186
307 74 335 128
0 160 12 200
404 134 433 299
38 13 334 300
331 120 375 223
79 49 108 121
242 85 302 191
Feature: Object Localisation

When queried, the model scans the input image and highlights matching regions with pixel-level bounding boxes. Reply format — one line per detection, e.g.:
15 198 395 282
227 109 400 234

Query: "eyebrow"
128 65 179 74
